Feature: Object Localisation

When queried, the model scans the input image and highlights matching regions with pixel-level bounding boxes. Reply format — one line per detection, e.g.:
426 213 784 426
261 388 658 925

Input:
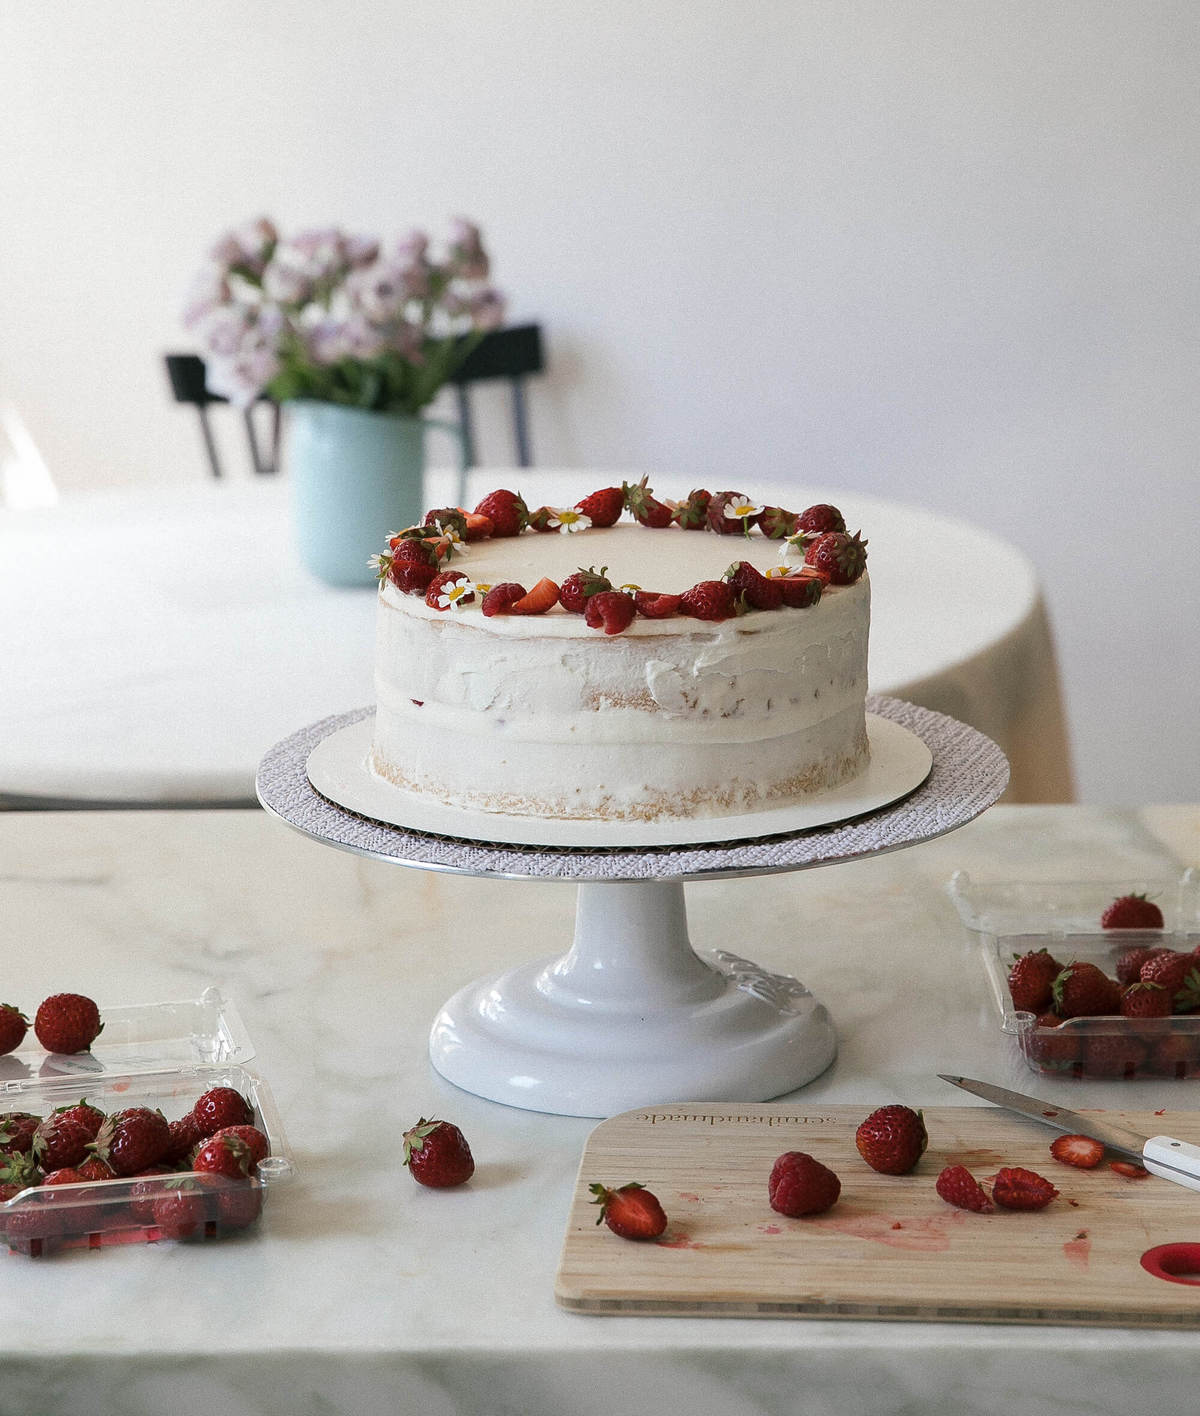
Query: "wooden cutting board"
556 1103 1200 1325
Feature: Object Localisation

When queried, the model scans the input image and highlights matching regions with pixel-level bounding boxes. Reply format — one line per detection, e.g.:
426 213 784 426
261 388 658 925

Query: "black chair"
164 323 544 481
163 353 280 479
448 322 543 468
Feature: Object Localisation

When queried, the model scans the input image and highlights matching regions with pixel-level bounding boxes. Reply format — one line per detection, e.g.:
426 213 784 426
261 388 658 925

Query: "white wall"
2 1 1197 803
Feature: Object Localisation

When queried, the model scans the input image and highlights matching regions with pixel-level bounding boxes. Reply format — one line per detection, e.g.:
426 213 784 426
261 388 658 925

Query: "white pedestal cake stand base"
430 878 838 1116
256 696 1008 1117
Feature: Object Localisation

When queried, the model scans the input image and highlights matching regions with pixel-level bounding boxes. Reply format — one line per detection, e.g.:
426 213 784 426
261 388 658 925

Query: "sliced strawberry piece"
511 578 560 615
725 560 783 611
462 511 494 541
777 571 823 609
992 1166 1059 1210
935 1164 993 1213
1049 1134 1105 1169
633 591 683 619
1110 1160 1151 1179
589 1181 668 1239
526 506 557 532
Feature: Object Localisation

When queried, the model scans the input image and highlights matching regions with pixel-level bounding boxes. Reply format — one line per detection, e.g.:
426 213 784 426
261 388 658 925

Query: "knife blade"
938 1074 1200 1193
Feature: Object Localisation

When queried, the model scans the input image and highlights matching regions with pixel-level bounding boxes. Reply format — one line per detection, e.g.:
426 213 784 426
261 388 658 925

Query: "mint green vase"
285 400 463 588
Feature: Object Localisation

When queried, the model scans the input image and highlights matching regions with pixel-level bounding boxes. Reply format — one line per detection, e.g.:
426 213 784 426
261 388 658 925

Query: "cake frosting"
368 493 871 823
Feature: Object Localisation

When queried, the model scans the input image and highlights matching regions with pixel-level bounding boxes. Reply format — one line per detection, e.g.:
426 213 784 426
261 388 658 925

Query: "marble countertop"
1 803 1197 1415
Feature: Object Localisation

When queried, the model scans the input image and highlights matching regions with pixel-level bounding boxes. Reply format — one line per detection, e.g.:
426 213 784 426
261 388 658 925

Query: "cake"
368 484 870 822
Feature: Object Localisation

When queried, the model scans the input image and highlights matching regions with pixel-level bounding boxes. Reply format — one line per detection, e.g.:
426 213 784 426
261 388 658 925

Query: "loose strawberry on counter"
403 1117 475 1188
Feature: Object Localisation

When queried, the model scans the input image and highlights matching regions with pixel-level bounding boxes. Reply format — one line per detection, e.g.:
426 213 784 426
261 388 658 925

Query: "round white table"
0 473 1073 806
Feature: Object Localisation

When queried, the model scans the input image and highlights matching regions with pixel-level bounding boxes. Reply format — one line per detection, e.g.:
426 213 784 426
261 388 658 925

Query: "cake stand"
256 695 1008 1118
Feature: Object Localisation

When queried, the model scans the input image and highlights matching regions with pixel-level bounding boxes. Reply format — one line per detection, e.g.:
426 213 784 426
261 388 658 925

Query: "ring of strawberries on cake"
368 480 871 823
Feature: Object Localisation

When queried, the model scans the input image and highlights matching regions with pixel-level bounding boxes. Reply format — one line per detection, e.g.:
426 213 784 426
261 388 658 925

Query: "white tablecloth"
0 473 1073 805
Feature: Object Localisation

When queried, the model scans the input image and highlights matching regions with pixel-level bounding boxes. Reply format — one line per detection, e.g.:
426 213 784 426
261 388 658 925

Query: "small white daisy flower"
765 565 791 579
549 508 592 534
437 578 476 609
724 499 764 520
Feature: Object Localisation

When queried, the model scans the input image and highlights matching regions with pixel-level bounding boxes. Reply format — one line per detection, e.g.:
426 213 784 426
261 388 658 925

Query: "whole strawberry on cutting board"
556 1101 1200 1326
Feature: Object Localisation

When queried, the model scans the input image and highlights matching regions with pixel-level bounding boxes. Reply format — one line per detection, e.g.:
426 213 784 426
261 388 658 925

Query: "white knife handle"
1142 1135 1200 1191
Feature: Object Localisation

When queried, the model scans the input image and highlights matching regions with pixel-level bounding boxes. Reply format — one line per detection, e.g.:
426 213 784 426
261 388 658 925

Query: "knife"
939 1074 1200 1193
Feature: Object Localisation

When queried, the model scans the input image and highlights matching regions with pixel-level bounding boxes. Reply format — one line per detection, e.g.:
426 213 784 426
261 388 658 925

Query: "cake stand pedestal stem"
544 881 725 1009
428 878 837 1118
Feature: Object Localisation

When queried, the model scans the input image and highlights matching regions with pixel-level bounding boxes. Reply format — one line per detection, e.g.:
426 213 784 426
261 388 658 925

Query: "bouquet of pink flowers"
182 217 505 413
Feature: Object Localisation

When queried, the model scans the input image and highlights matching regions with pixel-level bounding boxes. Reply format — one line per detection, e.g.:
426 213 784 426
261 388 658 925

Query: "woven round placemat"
256 695 1007 882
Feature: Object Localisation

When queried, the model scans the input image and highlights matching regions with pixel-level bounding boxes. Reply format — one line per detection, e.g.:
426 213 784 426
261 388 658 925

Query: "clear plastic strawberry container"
948 871 1200 1082
0 992 295 1255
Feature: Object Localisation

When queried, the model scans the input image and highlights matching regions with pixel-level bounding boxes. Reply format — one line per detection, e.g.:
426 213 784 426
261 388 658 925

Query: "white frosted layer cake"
369 493 871 822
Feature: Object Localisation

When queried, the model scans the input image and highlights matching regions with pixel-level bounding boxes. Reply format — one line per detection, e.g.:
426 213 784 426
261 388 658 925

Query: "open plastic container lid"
946 869 1200 938
0 987 254 1088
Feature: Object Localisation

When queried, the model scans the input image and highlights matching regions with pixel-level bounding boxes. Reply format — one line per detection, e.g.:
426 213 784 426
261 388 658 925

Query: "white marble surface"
0 804 1197 1415
0 472 1071 806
